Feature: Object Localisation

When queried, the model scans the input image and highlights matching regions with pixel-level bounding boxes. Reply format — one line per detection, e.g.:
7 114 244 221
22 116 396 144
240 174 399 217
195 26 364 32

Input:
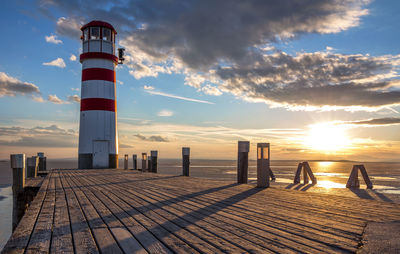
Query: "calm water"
1 159 400 250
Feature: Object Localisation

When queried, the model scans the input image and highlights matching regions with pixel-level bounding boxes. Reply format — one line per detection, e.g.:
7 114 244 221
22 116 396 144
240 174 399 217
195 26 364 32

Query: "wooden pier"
3 169 400 253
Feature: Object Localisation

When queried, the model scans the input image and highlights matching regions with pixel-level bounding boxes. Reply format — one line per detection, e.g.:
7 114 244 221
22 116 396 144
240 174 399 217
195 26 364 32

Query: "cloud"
71 87 79 91
143 85 154 90
55 17 82 39
344 117 400 126
134 134 169 142
45 0 400 112
157 110 173 117
48 94 69 104
0 125 77 147
45 34 63 44
201 85 222 96
117 80 124 85
69 54 77 61
0 72 40 97
67 95 80 103
146 89 214 104
43 58 66 68
209 51 400 111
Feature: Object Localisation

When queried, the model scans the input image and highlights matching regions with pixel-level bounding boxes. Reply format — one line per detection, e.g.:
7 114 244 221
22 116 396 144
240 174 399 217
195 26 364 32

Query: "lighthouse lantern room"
78 20 119 169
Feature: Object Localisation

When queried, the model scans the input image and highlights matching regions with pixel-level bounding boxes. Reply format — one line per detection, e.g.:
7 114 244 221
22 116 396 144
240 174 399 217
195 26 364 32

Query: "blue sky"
0 0 400 161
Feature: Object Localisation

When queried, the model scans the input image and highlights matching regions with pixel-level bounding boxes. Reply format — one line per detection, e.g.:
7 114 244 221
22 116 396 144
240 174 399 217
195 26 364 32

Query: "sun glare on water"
304 123 351 152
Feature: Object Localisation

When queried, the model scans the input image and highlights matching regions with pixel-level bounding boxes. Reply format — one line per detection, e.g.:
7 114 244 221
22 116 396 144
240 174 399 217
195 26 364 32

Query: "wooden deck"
3 169 400 253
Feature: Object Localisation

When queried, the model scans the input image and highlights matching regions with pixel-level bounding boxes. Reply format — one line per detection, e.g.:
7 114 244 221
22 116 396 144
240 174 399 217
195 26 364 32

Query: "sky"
0 0 400 161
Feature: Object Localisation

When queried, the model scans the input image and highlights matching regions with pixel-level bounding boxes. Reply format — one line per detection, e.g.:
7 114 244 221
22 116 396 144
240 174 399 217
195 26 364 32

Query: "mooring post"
148 157 152 172
141 153 147 171
132 154 137 170
257 143 270 188
294 162 302 184
237 141 249 184
150 150 158 173
124 154 128 170
10 154 26 231
26 156 38 178
37 152 46 172
303 164 309 184
182 147 190 176
346 165 373 189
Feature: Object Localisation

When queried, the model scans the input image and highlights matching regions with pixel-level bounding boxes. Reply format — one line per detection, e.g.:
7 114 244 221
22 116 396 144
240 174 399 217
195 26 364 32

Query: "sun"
304 122 350 152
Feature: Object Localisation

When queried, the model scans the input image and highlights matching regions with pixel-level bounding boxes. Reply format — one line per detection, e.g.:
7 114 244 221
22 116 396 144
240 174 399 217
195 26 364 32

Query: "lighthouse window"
90 27 100 40
83 28 89 41
102 28 111 41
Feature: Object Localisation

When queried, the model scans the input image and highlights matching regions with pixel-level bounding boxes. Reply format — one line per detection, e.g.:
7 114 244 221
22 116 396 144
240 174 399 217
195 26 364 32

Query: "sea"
1 158 400 250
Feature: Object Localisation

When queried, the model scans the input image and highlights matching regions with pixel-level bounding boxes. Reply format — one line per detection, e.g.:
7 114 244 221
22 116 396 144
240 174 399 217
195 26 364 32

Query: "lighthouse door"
93 141 109 168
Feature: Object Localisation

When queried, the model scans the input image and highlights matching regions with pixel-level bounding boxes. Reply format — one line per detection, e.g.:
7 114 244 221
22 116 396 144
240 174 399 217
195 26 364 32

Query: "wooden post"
124 154 128 170
148 158 152 172
346 165 373 189
37 152 46 172
182 147 190 176
257 143 270 188
237 141 249 184
303 162 317 185
141 153 147 171
150 150 158 173
359 165 373 189
132 154 137 170
293 162 317 185
294 162 302 184
10 154 26 231
303 166 309 184
26 156 38 178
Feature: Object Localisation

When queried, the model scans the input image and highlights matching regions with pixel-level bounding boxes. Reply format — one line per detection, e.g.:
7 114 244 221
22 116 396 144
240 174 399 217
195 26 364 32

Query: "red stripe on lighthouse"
82 68 115 82
80 98 116 112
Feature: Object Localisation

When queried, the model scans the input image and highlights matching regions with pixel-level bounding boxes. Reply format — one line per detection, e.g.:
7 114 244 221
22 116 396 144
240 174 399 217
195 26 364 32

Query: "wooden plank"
66 171 147 254
50 172 73 254
63 172 123 254
359 165 373 189
138 183 359 252
108 173 353 253
69 172 170 254
2 173 51 254
59 171 99 254
72 171 199 254
25 171 56 253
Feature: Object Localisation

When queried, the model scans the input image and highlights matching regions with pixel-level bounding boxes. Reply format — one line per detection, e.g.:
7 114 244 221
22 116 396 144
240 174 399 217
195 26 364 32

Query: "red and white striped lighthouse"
78 21 119 169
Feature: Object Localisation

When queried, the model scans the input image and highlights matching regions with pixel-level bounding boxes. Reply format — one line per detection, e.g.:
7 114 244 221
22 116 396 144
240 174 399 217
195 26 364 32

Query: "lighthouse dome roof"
81 20 117 34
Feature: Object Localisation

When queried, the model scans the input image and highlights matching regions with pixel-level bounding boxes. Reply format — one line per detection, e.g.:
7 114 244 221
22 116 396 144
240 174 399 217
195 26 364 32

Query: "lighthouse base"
78 154 118 169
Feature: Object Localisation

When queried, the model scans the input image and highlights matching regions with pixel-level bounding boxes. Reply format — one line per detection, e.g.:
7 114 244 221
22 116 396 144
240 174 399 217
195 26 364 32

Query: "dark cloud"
45 0 368 67
0 125 77 147
0 72 40 97
44 0 400 111
347 118 400 126
134 134 169 142
214 51 400 110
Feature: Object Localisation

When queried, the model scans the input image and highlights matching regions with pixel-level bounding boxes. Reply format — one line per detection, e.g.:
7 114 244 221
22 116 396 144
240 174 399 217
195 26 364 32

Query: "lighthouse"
78 21 119 169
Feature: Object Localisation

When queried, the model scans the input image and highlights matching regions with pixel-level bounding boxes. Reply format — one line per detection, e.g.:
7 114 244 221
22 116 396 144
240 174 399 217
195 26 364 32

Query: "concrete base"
109 154 118 169
79 153 118 169
78 154 92 169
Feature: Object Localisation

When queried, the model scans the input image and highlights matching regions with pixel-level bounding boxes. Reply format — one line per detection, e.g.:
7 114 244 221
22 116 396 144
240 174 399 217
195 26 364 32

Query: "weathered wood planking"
3 169 400 254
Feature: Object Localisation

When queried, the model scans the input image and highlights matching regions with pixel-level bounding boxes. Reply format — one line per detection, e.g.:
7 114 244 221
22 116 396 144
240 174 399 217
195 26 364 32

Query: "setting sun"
304 123 351 152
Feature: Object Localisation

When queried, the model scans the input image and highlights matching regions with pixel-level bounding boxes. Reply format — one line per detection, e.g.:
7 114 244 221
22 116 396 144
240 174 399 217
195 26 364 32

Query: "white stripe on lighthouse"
81 80 115 100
